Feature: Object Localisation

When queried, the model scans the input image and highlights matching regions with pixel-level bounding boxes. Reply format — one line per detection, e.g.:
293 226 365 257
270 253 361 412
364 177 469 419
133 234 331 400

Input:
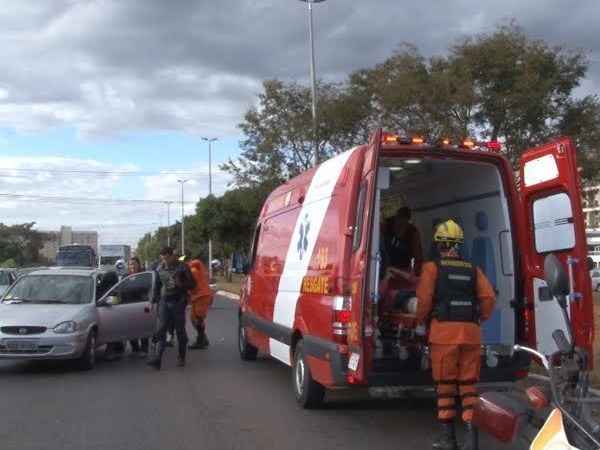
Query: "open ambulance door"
519 138 594 359
345 129 382 384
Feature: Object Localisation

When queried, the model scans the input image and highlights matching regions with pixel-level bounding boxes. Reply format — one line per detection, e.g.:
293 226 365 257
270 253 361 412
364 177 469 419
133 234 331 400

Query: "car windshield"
57 252 93 267
3 275 93 304
100 256 121 266
0 272 11 285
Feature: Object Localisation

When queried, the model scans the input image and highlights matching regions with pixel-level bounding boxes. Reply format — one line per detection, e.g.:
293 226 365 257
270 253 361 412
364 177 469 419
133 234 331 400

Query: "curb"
217 290 240 302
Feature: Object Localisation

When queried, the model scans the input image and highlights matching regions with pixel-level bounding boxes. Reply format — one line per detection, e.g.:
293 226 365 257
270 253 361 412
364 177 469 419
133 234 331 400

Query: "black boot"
177 341 187 367
189 327 209 350
199 331 210 349
460 422 478 450
432 422 458 450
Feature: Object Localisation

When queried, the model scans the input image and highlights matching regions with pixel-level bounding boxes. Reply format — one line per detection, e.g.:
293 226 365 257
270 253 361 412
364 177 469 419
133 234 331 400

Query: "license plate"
5 340 37 351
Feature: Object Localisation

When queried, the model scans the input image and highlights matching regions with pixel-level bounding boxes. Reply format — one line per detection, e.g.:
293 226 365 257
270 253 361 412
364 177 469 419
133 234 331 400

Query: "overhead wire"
0 193 195 204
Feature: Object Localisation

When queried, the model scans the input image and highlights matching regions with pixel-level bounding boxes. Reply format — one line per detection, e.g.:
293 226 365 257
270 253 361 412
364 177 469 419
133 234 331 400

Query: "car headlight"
53 321 79 334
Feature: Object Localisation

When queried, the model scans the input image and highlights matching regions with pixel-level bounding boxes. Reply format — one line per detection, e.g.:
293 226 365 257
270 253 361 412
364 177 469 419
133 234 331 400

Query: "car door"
96 272 156 343
519 137 594 358
117 271 156 340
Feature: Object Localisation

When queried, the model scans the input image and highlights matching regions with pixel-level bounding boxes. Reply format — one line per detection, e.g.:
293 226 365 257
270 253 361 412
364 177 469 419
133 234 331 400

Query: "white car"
0 268 156 370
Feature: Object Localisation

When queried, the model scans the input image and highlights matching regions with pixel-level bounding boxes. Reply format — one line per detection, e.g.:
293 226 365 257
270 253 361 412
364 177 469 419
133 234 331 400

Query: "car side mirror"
101 295 120 307
543 254 569 309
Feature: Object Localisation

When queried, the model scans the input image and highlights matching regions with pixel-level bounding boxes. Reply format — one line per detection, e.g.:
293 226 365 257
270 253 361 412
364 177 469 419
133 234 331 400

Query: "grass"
215 273 244 296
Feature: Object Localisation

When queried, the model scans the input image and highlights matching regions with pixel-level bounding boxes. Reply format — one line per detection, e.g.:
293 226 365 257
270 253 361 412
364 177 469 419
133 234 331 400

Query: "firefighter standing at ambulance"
414 220 495 450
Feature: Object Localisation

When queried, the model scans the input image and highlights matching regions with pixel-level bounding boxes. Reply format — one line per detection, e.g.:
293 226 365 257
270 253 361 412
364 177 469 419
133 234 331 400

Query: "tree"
222 80 370 187
0 223 46 267
226 22 599 185
555 96 600 184
451 22 588 163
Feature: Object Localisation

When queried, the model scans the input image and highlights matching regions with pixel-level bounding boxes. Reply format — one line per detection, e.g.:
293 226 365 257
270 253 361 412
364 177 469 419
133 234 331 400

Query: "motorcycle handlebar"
513 344 551 371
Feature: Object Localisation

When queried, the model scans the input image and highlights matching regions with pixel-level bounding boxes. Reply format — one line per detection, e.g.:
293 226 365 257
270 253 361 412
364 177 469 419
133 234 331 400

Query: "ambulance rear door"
519 138 594 358
345 130 382 383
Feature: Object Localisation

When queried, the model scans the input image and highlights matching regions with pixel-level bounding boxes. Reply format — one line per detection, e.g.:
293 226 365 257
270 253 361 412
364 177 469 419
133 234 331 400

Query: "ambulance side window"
532 192 575 253
353 184 367 251
249 224 262 269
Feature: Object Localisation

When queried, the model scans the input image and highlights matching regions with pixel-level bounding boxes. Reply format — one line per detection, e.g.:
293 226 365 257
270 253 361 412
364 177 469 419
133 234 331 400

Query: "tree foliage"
225 23 600 182
0 223 46 267
187 183 271 258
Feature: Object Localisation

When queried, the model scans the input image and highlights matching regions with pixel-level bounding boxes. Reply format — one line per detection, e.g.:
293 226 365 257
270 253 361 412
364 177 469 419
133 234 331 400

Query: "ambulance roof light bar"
381 132 502 153
381 133 427 145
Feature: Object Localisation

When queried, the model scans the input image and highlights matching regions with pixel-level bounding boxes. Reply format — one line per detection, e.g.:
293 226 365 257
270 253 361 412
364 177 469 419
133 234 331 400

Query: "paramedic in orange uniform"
414 219 495 450
187 255 213 350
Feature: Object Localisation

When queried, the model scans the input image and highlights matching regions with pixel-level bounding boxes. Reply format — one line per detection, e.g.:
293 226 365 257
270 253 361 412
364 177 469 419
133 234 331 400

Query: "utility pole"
201 137 218 280
298 0 326 166
164 201 173 247
177 180 189 256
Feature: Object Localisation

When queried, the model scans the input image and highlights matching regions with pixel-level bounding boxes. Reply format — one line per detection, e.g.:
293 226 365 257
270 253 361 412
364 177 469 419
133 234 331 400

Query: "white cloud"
0 156 234 247
0 1 597 138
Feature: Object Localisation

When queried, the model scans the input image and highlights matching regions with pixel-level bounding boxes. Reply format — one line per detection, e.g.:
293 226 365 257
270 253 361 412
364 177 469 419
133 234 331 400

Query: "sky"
0 0 599 248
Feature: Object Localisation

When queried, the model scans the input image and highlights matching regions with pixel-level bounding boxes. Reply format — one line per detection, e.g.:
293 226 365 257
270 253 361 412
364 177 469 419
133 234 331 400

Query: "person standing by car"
187 254 213 349
127 256 150 356
412 219 495 450
147 247 196 370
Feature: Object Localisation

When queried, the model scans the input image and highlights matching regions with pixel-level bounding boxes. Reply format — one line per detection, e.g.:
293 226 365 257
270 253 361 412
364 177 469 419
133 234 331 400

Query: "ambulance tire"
238 319 258 361
293 340 325 409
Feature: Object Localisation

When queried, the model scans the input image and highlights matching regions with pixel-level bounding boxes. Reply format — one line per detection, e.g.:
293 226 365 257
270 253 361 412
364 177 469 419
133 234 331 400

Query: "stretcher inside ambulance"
371 156 519 380
238 129 593 408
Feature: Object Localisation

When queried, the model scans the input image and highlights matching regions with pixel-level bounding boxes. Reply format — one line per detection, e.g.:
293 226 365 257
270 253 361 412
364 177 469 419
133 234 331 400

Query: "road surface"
0 296 517 450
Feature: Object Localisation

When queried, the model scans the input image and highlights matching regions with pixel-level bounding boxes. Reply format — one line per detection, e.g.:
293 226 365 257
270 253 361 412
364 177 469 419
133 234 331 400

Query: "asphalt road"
0 296 518 450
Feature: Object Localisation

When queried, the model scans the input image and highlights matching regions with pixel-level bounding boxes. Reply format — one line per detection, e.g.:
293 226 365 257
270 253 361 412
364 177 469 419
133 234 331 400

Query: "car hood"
0 303 89 328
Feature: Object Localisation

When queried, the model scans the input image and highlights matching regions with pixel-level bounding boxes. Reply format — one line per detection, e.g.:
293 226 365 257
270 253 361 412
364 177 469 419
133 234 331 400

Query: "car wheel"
292 340 325 409
77 330 96 371
238 315 258 361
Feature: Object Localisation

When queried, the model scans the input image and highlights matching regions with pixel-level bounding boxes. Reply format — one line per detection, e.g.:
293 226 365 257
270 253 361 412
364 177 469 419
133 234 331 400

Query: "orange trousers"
190 295 212 322
431 344 481 423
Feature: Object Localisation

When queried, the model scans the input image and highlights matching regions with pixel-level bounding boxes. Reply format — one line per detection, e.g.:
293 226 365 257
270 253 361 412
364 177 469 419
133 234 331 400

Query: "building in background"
40 226 98 262
583 186 600 268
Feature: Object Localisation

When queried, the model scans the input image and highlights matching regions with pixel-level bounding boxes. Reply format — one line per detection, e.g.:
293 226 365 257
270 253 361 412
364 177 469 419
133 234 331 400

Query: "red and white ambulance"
238 129 594 408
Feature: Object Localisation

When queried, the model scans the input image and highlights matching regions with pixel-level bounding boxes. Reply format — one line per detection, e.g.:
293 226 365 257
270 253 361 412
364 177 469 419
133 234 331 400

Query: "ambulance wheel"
293 340 325 409
238 319 258 361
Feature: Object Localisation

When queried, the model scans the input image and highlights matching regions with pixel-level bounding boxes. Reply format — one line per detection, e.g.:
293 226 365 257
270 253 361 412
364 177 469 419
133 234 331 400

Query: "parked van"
238 130 593 408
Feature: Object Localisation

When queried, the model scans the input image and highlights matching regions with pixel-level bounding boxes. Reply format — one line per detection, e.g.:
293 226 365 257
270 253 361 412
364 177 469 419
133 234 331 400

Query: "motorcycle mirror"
543 254 569 308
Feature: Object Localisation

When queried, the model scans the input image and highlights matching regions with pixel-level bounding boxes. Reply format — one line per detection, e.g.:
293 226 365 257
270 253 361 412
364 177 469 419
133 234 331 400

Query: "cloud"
0 156 231 247
0 1 598 138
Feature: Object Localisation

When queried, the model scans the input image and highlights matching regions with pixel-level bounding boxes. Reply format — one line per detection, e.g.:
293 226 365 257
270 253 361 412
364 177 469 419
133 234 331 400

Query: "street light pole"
177 180 189 256
165 201 173 247
201 137 218 280
299 0 326 166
